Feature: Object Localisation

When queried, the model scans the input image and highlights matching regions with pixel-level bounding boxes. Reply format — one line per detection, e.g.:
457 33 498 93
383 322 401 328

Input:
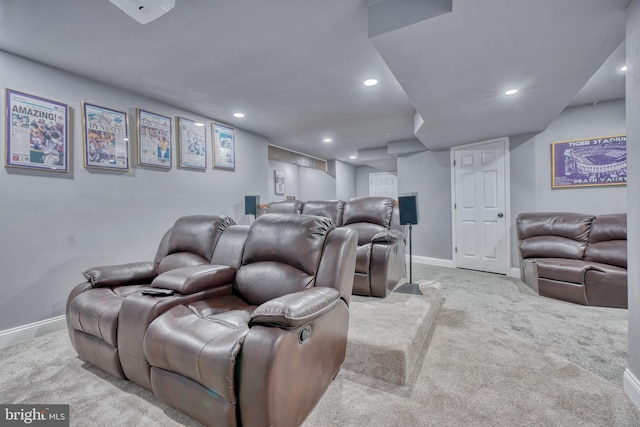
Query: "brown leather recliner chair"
65 215 236 380
341 197 405 297
143 213 357 427
267 197 406 297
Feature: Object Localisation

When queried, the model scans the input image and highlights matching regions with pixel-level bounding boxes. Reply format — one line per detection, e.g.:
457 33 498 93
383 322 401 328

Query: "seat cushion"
68 284 147 347
533 258 593 284
187 295 255 317
144 304 250 403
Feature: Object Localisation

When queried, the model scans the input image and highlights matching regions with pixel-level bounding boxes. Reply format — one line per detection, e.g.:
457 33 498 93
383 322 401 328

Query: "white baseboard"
624 369 640 411
408 255 521 278
409 255 455 269
0 315 66 349
508 267 521 278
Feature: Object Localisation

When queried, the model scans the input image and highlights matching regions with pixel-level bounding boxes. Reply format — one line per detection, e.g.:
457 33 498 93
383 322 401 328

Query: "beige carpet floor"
305 306 639 426
0 267 637 426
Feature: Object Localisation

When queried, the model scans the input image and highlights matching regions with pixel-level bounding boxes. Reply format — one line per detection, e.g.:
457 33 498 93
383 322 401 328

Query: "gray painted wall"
509 99 627 266
299 167 336 201
527 100 625 213
268 159 299 202
355 165 382 197
0 51 269 330
268 160 338 202
387 99 626 266
626 0 640 385
335 160 357 201
397 150 452 260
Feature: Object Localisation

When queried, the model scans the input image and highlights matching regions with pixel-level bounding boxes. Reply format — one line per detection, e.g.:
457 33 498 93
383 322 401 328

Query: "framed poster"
5 88 69 172
82 102 129 170
275 170 285 195
551 135 627 188
212 122 235 170
177 117 206 170
137 109 172 169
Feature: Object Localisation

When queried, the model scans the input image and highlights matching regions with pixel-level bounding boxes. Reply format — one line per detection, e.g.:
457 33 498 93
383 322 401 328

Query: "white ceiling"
0 0 630 169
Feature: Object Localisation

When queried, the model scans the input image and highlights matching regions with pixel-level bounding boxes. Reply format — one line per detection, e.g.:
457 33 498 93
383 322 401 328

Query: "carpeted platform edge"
342 281 443 385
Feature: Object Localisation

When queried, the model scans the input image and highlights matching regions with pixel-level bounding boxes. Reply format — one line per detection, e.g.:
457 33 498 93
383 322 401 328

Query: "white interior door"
452 138 508 274
369 172 398 198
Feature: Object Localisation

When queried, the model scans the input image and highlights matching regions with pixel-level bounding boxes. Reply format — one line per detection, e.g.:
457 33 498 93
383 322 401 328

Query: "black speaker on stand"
394 193 422 295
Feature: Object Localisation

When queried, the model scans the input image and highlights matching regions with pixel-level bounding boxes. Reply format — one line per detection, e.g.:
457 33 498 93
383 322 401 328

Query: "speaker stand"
394 223 423 295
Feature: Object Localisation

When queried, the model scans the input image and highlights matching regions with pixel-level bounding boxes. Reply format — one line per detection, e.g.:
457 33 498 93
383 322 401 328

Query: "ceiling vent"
109 0 175 24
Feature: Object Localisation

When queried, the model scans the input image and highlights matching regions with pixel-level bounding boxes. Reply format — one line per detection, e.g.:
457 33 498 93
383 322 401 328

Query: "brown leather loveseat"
66 213 357 426
516 212 627 308
266 197 405 297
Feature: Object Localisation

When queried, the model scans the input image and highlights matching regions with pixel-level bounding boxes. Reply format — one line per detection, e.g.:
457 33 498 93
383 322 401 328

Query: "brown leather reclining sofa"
66 213 357 427
266 196 406 298
516 212 627 308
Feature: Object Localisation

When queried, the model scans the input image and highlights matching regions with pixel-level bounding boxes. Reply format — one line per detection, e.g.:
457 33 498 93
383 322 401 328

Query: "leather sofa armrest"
151 265 236 294
83 261 156 287
250 287 340 328
371 229 404 244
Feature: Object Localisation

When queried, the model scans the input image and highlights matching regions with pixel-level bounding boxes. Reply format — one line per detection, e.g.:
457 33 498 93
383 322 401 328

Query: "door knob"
497 213 504 218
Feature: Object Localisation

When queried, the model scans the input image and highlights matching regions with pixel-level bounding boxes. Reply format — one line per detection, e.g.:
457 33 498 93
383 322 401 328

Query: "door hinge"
454 203 457 209
455 246 458 253
453 159 456 166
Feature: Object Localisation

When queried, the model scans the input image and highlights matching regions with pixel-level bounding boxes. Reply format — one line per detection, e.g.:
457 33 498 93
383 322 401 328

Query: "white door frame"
450 137 511 274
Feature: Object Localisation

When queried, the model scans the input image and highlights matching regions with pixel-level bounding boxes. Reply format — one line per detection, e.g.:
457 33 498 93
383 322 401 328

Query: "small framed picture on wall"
82 102 129 171
137 109 172 169
177 117 207 170
212 122 235 170
274 170 285 195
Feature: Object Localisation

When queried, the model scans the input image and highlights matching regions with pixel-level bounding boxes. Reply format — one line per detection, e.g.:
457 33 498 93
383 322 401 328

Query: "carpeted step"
343 280 442 386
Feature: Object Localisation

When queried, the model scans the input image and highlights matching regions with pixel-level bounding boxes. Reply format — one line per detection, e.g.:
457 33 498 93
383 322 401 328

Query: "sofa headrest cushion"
584 213 627 268
167 215 234 261
265 200 305 214
516 212 594 242
236 214 334 305
519 236 587 260
342 197 395 228
241 213 333 274
301 200 345 225
588 213 627 243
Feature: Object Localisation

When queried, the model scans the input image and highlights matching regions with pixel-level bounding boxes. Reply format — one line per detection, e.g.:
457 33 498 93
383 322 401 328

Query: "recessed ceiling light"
194 122 205 127
233 112 245 118
363 79 378 87
621 65 627 72
504 89 518 96
323 138 333 143
349 155 357 159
